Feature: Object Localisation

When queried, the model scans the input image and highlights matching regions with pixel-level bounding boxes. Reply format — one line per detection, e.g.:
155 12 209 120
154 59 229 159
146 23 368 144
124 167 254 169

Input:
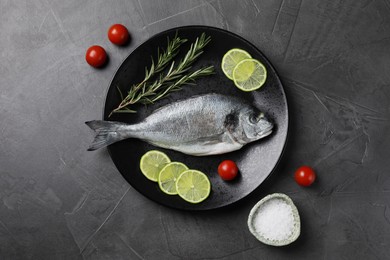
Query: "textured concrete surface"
1 0 390 259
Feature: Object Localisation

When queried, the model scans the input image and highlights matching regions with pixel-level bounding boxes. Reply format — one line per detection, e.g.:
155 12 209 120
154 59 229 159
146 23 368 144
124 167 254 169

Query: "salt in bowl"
247 193 301 246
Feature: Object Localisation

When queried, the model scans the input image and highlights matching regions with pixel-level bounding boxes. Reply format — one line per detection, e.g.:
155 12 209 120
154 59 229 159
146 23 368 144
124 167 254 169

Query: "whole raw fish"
86 94 273 156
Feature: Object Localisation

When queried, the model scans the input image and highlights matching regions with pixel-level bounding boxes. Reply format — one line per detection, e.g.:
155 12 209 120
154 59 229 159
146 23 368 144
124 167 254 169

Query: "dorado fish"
86 94 273 156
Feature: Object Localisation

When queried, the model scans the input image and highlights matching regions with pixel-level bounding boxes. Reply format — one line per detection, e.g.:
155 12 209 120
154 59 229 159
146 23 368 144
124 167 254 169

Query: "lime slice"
222 48 252 80
176 170 211 204
233 59 267 92
140 150 171 182
158 162 189 195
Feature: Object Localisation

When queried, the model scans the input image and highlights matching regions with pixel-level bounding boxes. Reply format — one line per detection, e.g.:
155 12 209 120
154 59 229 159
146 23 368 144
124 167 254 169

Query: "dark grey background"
1 0 389 259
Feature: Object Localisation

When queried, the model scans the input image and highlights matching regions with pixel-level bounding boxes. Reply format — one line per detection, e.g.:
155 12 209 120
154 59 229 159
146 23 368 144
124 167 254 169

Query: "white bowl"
247 193 301 246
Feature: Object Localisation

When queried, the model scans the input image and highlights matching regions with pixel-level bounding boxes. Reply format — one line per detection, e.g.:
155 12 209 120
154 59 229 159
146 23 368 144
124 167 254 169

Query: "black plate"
103 26 288 210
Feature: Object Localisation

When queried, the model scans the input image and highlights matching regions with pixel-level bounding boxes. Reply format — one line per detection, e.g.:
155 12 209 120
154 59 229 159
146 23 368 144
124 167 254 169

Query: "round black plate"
103 26 288 210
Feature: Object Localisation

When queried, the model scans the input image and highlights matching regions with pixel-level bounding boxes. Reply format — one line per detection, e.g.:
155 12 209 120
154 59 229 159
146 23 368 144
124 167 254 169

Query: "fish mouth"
257 126 273 138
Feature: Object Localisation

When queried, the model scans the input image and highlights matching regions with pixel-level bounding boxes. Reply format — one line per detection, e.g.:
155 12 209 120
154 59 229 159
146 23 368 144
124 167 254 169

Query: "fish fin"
85 120 126 151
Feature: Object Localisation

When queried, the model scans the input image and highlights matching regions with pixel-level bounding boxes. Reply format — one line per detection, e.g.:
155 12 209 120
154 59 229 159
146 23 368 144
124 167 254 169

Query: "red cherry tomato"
85 45 107 68
294 166 316 186
218 160 239 181
108 24 130 45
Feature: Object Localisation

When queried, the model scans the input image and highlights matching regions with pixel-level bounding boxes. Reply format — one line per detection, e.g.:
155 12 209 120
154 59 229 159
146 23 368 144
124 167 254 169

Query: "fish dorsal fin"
148 93 223 115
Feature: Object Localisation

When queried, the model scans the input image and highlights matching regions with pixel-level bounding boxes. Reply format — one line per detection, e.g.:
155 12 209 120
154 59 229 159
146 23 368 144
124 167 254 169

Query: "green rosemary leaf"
116 85 124 101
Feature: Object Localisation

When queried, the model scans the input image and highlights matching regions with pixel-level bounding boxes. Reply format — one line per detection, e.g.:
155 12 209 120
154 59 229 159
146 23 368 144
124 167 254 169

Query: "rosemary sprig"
109 33 186 116
109 33 214 116
138 65 214 104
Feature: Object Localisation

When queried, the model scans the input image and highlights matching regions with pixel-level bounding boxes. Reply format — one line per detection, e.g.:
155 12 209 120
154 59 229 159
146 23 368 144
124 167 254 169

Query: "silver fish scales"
86 94 273 156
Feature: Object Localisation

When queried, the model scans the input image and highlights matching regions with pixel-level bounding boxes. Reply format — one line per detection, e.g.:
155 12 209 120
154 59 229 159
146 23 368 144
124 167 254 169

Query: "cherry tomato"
218 160 239 181
294 166 316 186
108 24 130 45
85 45 107 68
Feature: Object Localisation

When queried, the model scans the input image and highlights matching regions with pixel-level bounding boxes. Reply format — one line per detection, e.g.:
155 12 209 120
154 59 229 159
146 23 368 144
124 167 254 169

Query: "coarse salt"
253 198 294 241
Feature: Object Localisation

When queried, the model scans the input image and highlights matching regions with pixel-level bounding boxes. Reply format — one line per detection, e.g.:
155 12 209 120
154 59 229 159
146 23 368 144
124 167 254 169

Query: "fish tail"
85 120 128 151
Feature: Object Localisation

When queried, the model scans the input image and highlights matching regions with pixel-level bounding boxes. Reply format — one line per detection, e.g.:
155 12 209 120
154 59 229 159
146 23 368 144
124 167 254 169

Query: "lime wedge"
176 170 211 203
158 162 189 195
140 150 171 182
233 59 267 92
222 48 252 80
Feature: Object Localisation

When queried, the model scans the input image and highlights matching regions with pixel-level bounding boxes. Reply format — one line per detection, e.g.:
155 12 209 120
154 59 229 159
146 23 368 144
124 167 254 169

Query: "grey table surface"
1 0 390 259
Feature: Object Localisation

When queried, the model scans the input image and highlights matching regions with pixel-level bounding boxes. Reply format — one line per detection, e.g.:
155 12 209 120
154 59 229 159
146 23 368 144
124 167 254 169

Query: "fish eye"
249 114 258 124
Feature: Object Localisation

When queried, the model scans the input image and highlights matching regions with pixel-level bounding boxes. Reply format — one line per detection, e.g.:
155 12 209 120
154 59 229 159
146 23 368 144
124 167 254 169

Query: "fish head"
240 109 274 142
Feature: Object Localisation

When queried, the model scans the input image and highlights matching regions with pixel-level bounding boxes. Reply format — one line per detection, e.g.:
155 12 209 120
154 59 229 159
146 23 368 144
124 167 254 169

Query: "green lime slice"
176 170 211 204
221 48 252 80
158 162 189 195
232 58 267 92
140 150 171 182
